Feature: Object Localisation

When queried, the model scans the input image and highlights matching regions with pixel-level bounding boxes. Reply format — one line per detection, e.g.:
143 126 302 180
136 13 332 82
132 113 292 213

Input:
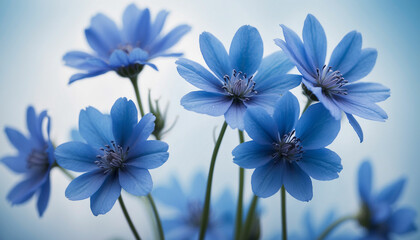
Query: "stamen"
222 69 257 101
95 141 129 174
27 147 49 169
316 65 348 96
272 130 303 163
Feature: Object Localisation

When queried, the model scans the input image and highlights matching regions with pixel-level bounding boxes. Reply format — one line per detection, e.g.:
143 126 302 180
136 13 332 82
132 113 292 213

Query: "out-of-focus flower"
148 90 177 140
153 173 235 239
55 98 169 215
63 3 191 83
178 25 301 130
275 14 390 142
233 92 342 201
1 106 54 217
357 161 417 239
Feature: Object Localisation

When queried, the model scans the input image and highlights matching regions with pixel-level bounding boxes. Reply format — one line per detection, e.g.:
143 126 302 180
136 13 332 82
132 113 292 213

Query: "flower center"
27 147 49 169
222 70 257 101
186 200 204 227
117 44 134 54
95 141 128 174
315 65 348 96
272 130 303 163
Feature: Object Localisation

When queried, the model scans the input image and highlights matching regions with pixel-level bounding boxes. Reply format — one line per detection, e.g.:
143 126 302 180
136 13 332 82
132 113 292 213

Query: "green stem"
316 215 356 240
119 196 141 240
199 121 228 240
147 194 165 240
303 98 313 113
241 195 259 239
234 130 245 240
130 76 145 117
281 186 287 240
57 165 75 180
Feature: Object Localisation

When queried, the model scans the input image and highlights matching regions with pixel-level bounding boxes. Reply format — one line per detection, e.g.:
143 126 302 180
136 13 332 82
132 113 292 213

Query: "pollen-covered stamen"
95 141 129 174
316 65 348 96
272 130 303 163
27 147 49 169
222 70 257 101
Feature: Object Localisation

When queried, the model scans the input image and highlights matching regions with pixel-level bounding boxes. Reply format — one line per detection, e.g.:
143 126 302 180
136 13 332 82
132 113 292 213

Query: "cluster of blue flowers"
1 3 416 240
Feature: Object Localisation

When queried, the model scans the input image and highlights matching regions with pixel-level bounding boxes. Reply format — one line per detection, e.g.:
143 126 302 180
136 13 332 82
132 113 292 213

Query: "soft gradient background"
1 0 419 239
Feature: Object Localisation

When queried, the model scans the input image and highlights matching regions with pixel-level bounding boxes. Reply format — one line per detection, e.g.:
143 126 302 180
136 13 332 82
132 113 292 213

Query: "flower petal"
333 95 388 121
119 166 152 196
65 170 107 200
199 32 232 79
243 94 279 114
251 161 285 198
79 107 113 149
273 92 300 137
126 113 156 147
90 172 121 216
243 106 278 144
302 79 342 119
253 51 294 83
233 141 274 169
129 48 149 64
7 172 47 204
149 10 169 43
37 177 50 217
176 58 224 93
2 155 27 173
283 163 313 201
109 50 130 68
389 208 417 234
346 113 364 143
127 140 169 169
181 91 233 116
344 48 377 82
55 141 99 172
68 70 110 84
254 74 302 95
375 178 406 205
153 175 187 211
111 98 138 146
328 31 362 75
5 127 32 154
225 101 247 130
346 82 390 103
295 103 341 149
229 25 263 75
298 148 342 181
133 8 151 48
303 14 327 71
149 24 191 57
358 161 372 202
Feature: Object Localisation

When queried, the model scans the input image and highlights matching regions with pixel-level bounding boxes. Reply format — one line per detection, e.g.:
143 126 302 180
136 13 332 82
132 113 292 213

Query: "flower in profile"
357 161 417 239
63 3 191 83
178 25 302 130
275 14 390 142
153 173 235 239
55 98 169 215
1 106 54 217
233 92 342 201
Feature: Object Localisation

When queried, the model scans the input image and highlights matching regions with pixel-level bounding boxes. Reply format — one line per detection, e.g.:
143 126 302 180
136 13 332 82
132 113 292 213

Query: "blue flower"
178 25 302 130
275 14 390 142
1 106 54 217
233 92 342 201
153 173 235 239
63 3 191 83
357 161 417 239
55 98 169 215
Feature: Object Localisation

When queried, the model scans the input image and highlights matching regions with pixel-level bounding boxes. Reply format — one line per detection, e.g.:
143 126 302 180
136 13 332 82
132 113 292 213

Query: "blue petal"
109 50 130 68
233 141 274 169
127 140 169 169
229 25 263 75
283 163 313 201
243 106 278 144
346 82 390 103
346 113 364 143
253 51 294 83
303 14 327 71
189 172 206 200
333 95 388 121
181 91 233 116
5 127 32 154
126 113 156 147
111 98 138 146
328 31 362 75
90 172 121 216
389 208 417 234
344 48 377 82
129 48 149 64
358 161 372 202
243 94 280 113
254 74 302 95
37 178 50 217
273 92 300 137
302 79 342 119
176 58 224 93
122 4 141 44
298 148 342 180
79 107 113 149
55 141 99 172
153 175 187 211
7 172 47 204
251 161 285 198
199 32 232 79
133 8 151 48
149 24 191 57
2 155 27 173
161 218 186 234
295 103 341 149
225 101 247 130
119 166 152 196
65 170 107 200
68 70 110 84
63 51 95 67
63 52 109 72
85 14 122 58
375 178 406 205
149 10 169 43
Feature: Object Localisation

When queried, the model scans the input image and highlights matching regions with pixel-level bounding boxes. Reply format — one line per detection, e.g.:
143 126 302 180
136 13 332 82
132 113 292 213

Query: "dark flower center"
95 141 128 174
272 130 303 163
27 147 49 169
185 200 204 227
315 65 348 96
222 70 257 101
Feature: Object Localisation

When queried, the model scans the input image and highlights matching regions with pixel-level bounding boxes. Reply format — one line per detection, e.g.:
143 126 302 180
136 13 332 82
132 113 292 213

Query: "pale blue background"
0 0 419 239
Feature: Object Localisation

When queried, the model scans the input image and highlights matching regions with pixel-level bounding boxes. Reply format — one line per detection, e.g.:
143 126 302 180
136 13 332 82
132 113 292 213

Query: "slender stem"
241 195 259 239
281 186 287 240
199 121 228 240
119 196 141 240
130 76 145 117
147 194 165 240
57 165 75 180
234 130 245 240
316 215 356 240
303 98 313 113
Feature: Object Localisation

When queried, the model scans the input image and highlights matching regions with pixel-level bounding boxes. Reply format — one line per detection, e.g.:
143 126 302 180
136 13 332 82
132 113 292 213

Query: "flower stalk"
235 130 245 240
119 195 142 240
316 215 356 240
130 75 145 117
